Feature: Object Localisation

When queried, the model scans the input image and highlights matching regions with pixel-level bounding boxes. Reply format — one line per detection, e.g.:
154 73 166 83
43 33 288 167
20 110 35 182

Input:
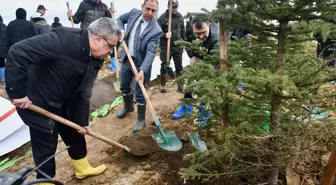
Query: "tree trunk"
268 18 288 185
321 148 336 185
219 21 229 127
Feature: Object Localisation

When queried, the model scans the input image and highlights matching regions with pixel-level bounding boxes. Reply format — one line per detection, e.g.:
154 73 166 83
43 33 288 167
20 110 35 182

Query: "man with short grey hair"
5 17 120 182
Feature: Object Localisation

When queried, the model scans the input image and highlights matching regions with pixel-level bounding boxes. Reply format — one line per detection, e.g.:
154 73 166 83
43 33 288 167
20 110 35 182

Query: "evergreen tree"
178 0 336 184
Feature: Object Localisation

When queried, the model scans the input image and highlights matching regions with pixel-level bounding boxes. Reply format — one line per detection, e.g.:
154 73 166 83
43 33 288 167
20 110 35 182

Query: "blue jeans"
120 58 149 104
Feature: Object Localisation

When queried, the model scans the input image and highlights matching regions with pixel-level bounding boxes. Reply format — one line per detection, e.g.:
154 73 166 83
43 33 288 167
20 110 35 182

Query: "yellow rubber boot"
71 157 107 179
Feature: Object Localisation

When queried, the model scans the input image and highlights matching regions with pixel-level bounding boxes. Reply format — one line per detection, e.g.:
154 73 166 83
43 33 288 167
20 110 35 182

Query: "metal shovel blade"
151 131 182 151
113 80 121 92
151 116 182 151
189 132 207 151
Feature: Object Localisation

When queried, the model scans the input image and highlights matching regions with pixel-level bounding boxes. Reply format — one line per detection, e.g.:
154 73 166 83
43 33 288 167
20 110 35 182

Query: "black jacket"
0 19 7 58
157 9 185 48
52 22 63 28
34 19 52 35
185 20 195 43
6 19 37 49
73 0 111 29
5 28 103 133
187 23 219 59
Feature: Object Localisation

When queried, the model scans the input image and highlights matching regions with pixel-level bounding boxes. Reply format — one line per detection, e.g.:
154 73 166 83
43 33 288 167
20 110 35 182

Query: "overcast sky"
0 0 217 27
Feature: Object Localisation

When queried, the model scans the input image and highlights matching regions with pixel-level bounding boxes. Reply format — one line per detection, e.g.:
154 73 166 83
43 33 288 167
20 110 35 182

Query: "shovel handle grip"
121 41 158 119
114 47 119 78
0 92 130 152
166 0 173 63
66 2 75 28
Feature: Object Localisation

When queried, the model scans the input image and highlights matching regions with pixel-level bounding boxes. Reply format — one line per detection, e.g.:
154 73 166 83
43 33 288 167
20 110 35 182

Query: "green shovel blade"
189 132 207 151
152 131 182 151
151 116 182 151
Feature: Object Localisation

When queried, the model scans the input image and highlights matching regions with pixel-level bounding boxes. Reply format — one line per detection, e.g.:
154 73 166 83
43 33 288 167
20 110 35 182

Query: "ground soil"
2 69 209 185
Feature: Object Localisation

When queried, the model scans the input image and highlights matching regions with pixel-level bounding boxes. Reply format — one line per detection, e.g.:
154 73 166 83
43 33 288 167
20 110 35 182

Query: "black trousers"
160 46 183 77
0 58 5 68
29 119 87 178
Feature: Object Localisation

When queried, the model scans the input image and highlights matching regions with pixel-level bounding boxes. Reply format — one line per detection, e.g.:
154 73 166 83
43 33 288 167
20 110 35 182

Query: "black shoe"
117 93 134 118
133 103 146 133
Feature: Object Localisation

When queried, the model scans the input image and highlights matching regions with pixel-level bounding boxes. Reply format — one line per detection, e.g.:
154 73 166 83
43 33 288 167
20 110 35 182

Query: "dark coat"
73 0 111 29
52 22 63 28
157 9 185 48
185 20 195 43
187 23 219 59
0 16 7 58
34 19 52 34
6 19 37 49
5 28 103 134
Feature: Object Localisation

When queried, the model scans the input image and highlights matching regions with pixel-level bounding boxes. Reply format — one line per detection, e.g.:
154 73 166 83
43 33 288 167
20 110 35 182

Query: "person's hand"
166 32 172 39
67 10 73 18
78 126 91 135
109 7 116 14
190 57 196 67
12 96 32 109
135 71 145 84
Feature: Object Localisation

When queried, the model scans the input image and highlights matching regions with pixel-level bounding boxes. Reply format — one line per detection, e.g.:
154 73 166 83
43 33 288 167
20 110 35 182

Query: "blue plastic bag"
108 56 120 72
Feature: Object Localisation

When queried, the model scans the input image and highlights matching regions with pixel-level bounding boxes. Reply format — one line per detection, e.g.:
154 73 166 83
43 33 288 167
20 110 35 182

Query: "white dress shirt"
127 15 150 56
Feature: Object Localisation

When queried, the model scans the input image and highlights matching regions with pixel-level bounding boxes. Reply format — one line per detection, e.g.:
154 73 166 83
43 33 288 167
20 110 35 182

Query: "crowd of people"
0 0 238 184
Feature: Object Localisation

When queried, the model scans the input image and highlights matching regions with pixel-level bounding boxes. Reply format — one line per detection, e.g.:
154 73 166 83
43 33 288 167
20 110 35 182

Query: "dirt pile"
3 82 209 185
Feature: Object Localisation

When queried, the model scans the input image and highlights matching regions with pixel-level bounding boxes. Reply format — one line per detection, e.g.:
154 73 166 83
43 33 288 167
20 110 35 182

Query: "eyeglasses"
101 36 115 50
194 31 207 37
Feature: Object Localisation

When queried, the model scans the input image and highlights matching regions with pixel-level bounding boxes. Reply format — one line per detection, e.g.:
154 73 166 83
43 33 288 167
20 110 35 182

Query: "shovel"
122 41 182 151
110 2 121 92
113 47 121 92
0 93 131 153
66 2 75 28
165 0 175 79
188 132 207 151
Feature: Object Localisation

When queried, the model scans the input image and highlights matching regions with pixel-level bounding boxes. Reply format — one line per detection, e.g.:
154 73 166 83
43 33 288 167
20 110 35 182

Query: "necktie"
133 19 143 57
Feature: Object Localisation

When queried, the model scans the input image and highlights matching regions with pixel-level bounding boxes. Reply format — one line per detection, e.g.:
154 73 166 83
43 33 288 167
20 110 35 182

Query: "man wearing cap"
67 0 111 29
31 5 47 22
157 0 185 93
37 5 47 16
31 5 51 34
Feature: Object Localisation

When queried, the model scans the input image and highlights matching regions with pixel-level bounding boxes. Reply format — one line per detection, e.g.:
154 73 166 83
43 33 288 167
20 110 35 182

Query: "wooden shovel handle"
0 93 129 152
121 41 158 118
114 47 119 79
166 0 173 63
66 2 75 28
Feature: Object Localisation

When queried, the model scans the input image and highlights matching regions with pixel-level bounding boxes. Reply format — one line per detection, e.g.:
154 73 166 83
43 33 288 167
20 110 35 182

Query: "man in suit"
116 0 162 132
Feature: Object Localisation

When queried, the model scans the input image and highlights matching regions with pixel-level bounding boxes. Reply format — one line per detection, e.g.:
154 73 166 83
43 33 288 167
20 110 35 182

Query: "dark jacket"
5 28 103 134
73 0 111 29
0 16 7 58
187 23 219 59
6 16 37 49
185 20 195 43
35 19 52 34
157 9 185 48
52 22 62 28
